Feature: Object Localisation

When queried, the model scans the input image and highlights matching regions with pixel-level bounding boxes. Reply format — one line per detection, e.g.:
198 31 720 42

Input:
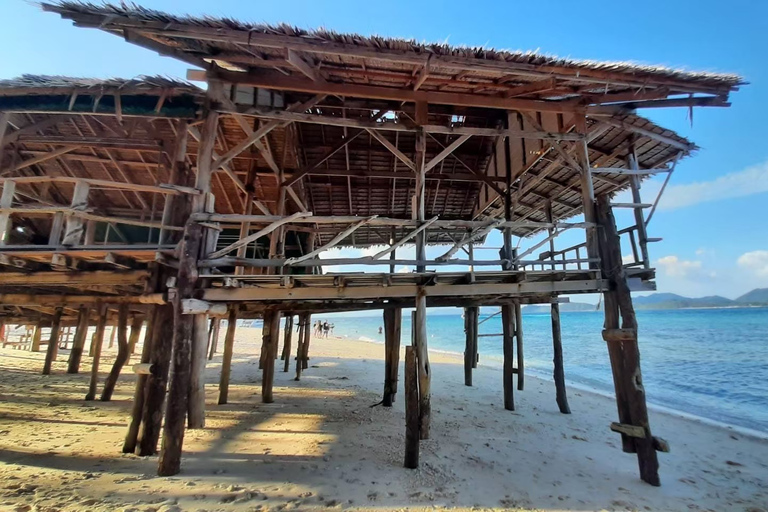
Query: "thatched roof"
0 74 193 92
41 2 742 94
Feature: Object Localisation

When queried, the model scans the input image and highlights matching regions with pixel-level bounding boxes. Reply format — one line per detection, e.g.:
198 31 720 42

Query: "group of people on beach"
313 320 334 338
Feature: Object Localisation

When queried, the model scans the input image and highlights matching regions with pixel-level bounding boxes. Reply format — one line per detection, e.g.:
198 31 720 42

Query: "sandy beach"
0 326 766 512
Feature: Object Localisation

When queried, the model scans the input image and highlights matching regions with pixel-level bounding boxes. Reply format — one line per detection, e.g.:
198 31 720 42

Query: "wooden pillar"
108 324 117 349
300 314 312 370
30 321 43 352
208 317 221 360
135 303 174 456
61 180 89 246
502 303 515 411
84 304 108 401
0 181 16 245
383 307 402 406
403 345 419 469
413 288 430 439
101 304 130 401
217 306 238 405
281 314 293 371
127 315 143 357
463 306 478 386
66 306 90 374
575 115 599 266
188 313 209 428
413 128 427 272
596 195 661 486
514 299 524 391
261 310 281 404
551 303 571 414
123 305 156 454
41 307 62 375
295 313 310 381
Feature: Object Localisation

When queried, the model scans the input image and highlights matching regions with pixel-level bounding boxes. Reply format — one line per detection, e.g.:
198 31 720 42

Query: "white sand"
0 326 766 512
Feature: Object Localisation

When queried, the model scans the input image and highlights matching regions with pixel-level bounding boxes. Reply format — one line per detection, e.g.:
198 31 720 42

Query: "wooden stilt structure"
30 321 42 352
383 306 402 406
0 12 727 482
100 304 130 401
84 304 108 401
127 315 143 357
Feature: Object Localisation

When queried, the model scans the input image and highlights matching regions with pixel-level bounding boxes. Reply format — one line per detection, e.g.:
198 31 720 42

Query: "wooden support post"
295 313 309 381
403 345 419 469
66 306 90 374
61 180 90 246
383 307 402 406
514 299 524 391
596 195 660 486
30 321 43 352
136 303 174 456
502 303 515 411
42 307 63 375
261 310 281 403
208 317 221 360
551 303 571 414
84 304 108 401
100 304 131 401
123 303 157 453
413 287 430 439
281 314 293 372
108 324 117 349
188 313 209 428
127 315 143 357
464 306 478 386
301 313 312 370
627 149 650 269
414 128 427 272
575 115 599 266
217 306 238 405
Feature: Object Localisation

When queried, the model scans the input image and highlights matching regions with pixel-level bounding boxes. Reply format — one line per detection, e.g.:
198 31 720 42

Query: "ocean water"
323 307 768 434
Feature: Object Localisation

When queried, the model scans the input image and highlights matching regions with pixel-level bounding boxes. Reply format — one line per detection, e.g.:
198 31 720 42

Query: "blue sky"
1 0 767 299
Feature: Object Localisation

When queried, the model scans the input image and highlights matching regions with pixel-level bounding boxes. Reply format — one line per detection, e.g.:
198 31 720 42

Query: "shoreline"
0 327 766 511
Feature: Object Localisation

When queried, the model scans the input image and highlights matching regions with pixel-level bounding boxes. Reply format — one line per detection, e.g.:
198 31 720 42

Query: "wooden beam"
207 211 312 259
285 216 376 265
365 129 416 171
286 49 324 82
423 134 471 172
370 217 438 260
597 118 694 151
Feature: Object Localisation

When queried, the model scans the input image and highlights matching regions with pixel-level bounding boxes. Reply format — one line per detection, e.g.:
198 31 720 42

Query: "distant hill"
736 288 768 305
633 293 735 310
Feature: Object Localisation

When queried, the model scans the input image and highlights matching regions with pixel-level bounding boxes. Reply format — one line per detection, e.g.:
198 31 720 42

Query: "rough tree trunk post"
596 195 661 486
188 312 209 429
514 299 524 391
100 304 130 402
551 303 571 414
208 317 220 360
294 313 308 381
383 306 402 406
403 345 419 469
502 303 516 411
127 315 143 357
30 321 42 352
261 310 281 404
84 304 108 401
123 305 157 453
414 287 430 439
218 306 238 405
300 314 312 370
136 303 174 456
281 314 293 371
108 324 116 349
464 306 478 386
67 306 90 374
42 307 63 375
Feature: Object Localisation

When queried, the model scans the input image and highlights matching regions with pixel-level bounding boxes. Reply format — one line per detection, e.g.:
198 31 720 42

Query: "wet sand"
0 326 766 511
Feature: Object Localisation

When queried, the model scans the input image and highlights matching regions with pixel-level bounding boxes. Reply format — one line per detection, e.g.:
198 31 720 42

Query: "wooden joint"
610 422 646 438
181 298 227 316
602 328 637 343
652 436 670 453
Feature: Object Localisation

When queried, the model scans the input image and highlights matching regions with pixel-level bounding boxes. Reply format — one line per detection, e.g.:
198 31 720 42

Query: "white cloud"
656 255 716 279
737 250 768 277
657 160 768 211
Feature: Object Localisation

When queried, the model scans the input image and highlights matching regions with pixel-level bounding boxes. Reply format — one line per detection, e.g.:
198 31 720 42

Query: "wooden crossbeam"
591 167 670 176
370 216 438 260
206 211 312 259
436 219 503 261
366 129 416 171
285 216 377 266
598 117 694 151
286 49 325 82
423 134 471 173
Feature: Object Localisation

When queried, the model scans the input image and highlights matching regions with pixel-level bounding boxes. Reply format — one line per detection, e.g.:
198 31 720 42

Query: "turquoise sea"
323 307 768 434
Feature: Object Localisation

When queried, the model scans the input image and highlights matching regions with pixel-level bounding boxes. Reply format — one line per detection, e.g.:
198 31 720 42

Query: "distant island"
522 288 768 314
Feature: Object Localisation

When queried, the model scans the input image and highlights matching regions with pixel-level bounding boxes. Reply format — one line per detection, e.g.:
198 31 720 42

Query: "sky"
1 0 767 300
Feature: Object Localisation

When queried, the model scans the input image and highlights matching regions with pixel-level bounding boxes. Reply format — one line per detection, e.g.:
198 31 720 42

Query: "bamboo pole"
84 304 108 401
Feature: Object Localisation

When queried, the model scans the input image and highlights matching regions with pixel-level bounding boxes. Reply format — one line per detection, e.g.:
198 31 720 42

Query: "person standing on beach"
323 321 329 338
